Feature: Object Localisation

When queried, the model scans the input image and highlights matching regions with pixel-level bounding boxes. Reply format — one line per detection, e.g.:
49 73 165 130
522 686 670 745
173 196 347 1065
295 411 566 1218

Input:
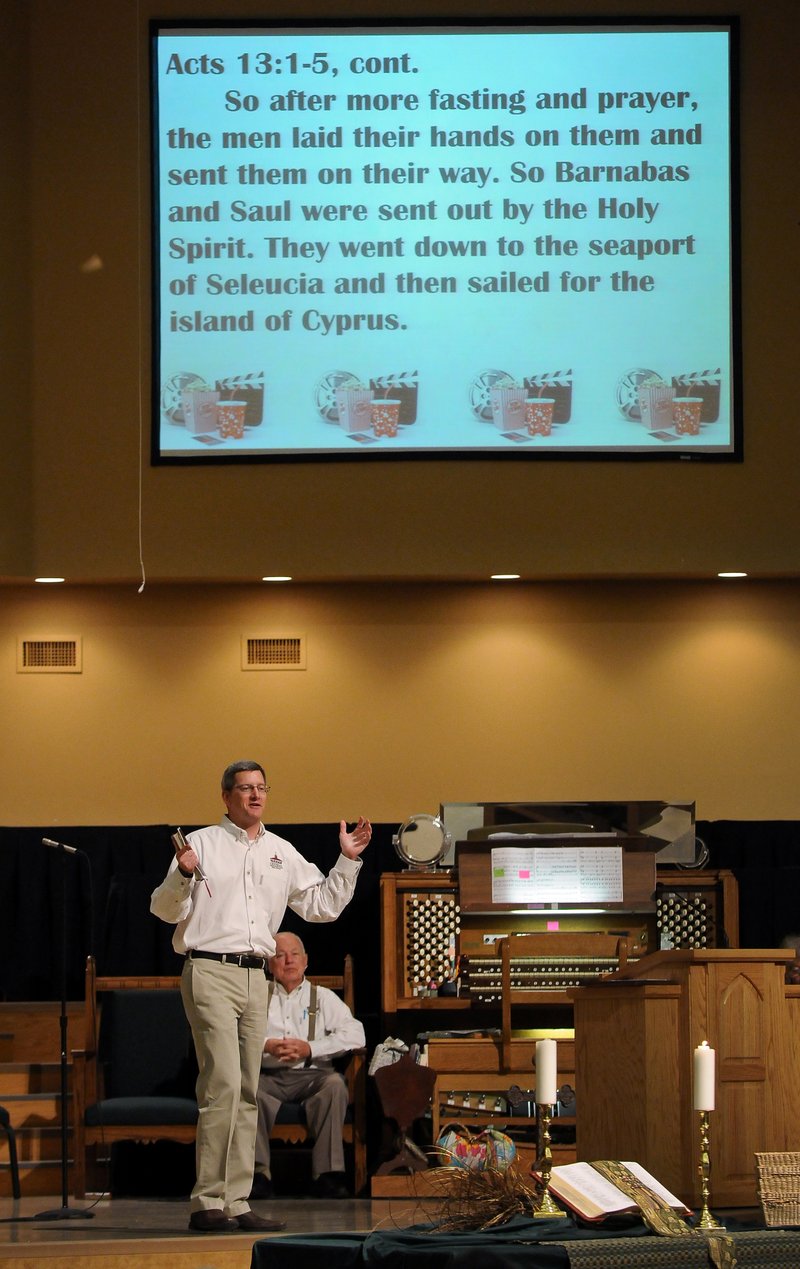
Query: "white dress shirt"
150 816 361 956
262 977 365 1070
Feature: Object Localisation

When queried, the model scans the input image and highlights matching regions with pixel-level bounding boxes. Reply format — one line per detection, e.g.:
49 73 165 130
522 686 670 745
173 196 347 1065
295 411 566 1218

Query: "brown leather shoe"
311 1172 350 1199
235 1210 287 1232
188 1209 238 1232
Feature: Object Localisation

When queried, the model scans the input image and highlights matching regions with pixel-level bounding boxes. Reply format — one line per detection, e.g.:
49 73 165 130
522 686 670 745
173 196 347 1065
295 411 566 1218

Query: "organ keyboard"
463 949 637 1003
380 868 737 1013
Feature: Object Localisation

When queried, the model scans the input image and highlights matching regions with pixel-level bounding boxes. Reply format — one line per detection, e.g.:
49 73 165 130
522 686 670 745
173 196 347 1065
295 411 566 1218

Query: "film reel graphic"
314 370 361 423
469 369 516 421
160 372 206 425
614 367 661 421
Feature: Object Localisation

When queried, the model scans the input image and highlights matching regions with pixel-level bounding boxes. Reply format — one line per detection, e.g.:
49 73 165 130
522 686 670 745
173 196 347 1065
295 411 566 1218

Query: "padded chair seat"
85 1096 198 1127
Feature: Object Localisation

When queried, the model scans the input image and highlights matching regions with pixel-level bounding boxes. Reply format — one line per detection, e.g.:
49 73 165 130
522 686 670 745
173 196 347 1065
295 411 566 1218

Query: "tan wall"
0 0 798 583
1 5 798 833
1 579 798 827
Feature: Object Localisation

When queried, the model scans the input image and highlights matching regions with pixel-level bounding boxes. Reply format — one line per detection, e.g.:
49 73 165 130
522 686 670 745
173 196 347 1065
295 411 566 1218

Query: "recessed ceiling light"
261 575 292 582
491 573 521 580
34 577 65 584
717 571 748 578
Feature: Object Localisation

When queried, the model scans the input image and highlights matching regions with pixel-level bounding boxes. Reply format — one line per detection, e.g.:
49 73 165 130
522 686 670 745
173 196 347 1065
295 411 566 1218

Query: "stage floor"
0 1194 438 1268
0 1194 769 1269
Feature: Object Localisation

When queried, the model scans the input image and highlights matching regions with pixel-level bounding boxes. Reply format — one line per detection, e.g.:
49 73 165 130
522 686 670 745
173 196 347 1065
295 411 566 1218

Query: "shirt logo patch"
269 853 283 869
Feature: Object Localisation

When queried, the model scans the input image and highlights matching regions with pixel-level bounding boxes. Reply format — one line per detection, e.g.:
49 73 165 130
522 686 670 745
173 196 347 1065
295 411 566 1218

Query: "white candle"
536 1038 558 1105
693 1040 716 1110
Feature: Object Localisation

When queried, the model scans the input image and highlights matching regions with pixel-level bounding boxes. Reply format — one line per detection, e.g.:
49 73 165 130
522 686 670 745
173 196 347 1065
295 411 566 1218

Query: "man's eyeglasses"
233 783 270 795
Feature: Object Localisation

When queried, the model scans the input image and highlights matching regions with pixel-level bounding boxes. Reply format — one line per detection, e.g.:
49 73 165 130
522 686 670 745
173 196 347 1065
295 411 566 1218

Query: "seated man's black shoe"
235 1210 287 1232
249 1173 275 1200
311 1172 350 1199
188 1209 238 1232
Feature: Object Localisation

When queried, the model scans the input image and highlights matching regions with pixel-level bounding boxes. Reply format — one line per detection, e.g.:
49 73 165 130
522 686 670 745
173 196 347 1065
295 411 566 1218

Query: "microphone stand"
32 841 94 1221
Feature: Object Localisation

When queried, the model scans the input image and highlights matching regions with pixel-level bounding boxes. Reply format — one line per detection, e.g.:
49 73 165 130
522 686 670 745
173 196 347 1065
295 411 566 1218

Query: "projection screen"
151 19 739 463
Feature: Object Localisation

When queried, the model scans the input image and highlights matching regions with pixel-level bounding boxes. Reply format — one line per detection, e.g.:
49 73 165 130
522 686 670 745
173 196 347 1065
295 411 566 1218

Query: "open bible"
539 1161 691 1223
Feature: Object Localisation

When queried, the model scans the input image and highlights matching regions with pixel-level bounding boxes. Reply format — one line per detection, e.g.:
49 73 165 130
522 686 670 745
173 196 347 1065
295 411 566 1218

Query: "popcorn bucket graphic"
637 381 675 430
181 387 220 435
489 385 526 430
335 386 374 432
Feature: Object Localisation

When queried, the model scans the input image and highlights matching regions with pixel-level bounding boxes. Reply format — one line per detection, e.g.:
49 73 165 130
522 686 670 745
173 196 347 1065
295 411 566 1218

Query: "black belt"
187 949 267 969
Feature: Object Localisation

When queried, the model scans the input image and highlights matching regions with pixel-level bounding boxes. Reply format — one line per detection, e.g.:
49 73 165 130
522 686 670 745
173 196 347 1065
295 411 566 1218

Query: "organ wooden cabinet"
377 854 739 1196
380 866 737 1013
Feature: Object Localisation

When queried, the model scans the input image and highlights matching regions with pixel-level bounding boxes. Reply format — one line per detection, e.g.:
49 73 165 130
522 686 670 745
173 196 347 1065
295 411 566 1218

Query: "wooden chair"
71 957 197 1198
499 932 629 1073
268 954 368 1195
72 954 368 1198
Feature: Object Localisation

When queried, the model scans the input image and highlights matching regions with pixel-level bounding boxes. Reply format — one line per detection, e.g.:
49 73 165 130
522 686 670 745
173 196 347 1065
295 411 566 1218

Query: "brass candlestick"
533 1103 567 1218
696 1109 725 1231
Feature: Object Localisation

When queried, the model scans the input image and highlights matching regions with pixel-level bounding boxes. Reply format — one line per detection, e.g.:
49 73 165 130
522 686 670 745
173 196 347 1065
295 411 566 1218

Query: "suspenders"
308 982 318 1041
267 980 318 1040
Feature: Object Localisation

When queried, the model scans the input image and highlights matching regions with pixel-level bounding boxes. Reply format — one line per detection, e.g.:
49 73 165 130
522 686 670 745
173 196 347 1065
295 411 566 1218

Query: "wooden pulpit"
571 949 799 1207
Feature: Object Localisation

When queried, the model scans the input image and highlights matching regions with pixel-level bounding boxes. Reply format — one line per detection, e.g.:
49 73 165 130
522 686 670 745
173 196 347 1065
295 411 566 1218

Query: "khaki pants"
255 1066 349 1179
181 958 268 1215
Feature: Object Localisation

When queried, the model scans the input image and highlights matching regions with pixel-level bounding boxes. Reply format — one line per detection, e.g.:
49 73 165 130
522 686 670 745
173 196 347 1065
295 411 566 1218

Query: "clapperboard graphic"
369 371 419 426
214 371 265 428
671 368 721 423
522 368 573 425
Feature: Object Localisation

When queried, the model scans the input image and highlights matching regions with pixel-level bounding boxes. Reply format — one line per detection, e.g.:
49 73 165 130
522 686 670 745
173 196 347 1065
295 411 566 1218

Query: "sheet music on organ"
490 843 623 904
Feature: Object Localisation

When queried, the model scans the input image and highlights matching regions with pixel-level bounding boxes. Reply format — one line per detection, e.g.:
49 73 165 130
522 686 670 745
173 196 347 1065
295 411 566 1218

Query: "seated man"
252 931 365 1200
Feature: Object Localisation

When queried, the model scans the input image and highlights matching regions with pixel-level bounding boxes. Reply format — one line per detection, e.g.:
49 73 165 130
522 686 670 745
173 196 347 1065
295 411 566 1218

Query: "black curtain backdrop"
1 819 798 1012
694 820 800 950
0 822 397 1018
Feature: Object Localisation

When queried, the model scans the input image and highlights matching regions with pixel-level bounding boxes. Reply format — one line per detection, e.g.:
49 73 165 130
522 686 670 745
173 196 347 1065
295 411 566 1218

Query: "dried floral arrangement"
426 1165 541 1232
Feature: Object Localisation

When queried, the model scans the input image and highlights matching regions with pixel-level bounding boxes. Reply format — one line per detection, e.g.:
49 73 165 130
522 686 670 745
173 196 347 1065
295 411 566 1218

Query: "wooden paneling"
573 950 798 1208
0 1003 84 1062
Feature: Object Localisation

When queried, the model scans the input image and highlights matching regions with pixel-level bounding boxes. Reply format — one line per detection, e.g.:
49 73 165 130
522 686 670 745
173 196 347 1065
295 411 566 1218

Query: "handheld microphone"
171 828 208 883
42 837 78 855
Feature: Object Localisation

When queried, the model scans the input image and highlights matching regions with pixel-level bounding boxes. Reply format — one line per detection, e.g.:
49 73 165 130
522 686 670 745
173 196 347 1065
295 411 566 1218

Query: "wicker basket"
755 1151 800 1226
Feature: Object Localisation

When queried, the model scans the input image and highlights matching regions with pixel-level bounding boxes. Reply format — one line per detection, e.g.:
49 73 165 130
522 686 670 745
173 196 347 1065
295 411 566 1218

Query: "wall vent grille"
17 637 82 673
242 635 306 670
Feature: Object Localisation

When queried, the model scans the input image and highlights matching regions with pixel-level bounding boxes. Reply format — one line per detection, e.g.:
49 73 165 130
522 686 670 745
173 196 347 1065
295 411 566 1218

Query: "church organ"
380 865 737 1013
375 816 739 1198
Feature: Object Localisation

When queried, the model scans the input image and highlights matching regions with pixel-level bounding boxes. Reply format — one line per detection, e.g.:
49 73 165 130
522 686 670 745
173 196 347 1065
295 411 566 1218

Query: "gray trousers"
180 958 268 1215
255 1066 349 1178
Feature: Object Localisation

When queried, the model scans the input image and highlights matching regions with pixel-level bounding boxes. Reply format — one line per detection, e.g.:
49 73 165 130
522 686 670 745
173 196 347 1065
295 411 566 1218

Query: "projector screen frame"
149 15 742 466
